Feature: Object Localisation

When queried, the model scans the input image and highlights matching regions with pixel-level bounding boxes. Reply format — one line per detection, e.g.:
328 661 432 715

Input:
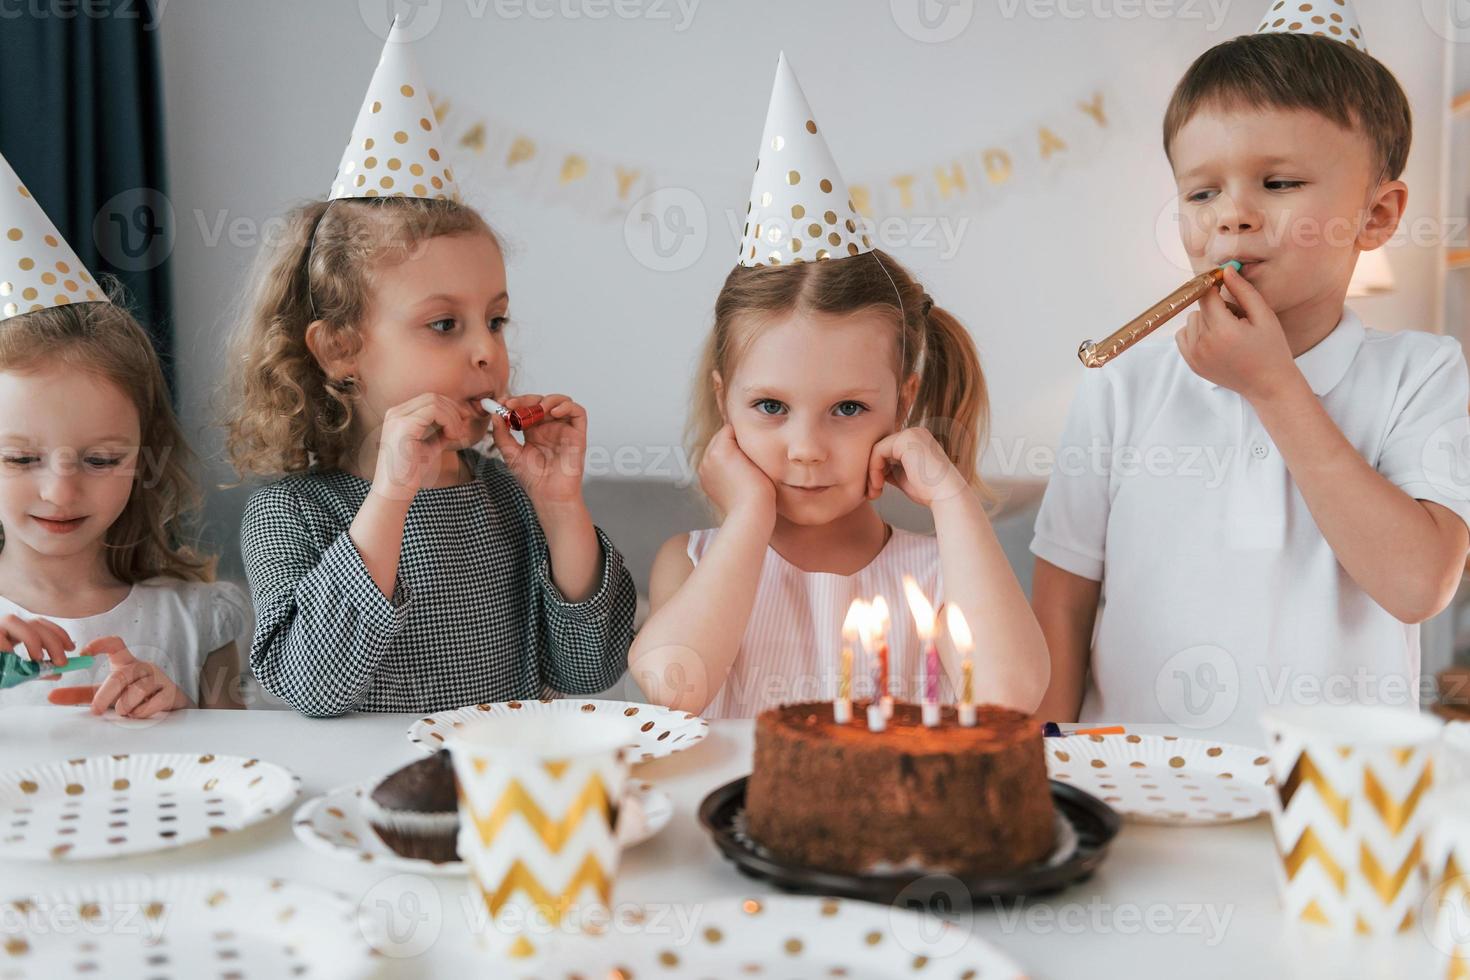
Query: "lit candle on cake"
856 602 885 732
870 595 892 718
902 577 941 728
947 605 976 727
835 600 862 725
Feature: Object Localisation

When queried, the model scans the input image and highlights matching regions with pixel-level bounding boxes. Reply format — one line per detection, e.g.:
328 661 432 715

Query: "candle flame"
945 605 973 653
901 576 935 639
842 599 867 640
870 595 890 633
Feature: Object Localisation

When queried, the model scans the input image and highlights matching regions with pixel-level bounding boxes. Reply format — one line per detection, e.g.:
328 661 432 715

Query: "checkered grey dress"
240 450 636 717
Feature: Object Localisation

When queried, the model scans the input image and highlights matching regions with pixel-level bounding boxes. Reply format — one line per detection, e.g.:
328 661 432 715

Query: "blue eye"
489 316 509 333
753 399 786 416
1185 189 1216 204
833 401 866 418
1265 179 1304 191
428 318 456 334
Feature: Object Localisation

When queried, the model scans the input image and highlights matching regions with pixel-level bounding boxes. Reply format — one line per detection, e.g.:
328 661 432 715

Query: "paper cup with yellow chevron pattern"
1427 788 1470 979
1262 705 1443 936
446 712 631 961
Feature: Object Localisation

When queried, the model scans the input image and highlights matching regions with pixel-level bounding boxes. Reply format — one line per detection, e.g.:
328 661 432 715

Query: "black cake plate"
698 777 1120 906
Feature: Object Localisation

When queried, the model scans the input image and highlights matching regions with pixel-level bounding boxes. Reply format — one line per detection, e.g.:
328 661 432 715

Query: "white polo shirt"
1031 309 1470 745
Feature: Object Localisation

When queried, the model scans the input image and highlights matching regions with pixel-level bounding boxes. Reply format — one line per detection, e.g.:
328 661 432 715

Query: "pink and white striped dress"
686 526 945 719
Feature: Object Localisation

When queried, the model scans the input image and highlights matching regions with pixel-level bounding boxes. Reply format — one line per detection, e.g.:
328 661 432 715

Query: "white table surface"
0 706 1446 979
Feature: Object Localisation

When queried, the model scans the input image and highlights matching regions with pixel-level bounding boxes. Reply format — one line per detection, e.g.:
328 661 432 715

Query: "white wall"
157 0 1451 576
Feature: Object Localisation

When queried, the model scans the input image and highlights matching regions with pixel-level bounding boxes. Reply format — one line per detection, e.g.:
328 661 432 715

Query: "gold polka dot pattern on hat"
328 20 461 203
0 152 104 323
737 52 869 269
1254 0 1366 51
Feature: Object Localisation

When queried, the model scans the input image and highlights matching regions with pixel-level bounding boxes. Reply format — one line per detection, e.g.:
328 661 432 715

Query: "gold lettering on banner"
933 162 967 199
1078 92 1107 127
1279 752 1350 828
459 123 486 151
983 150 1012 185
467 776 612 852
890 175 916 210
506 138 536 168
1363 766 1432 835
1282 827 1347 894
560 155 588 185
1038 127 1067 159
615 168 641 200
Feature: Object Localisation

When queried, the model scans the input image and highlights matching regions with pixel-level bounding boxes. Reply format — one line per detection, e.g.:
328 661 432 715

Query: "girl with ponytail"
630 249 1050 718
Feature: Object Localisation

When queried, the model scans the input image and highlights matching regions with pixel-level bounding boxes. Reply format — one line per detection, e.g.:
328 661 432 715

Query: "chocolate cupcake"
363 751 460 863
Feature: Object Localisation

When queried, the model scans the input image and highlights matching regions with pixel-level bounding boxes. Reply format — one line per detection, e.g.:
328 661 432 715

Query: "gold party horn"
1077 260 1242 368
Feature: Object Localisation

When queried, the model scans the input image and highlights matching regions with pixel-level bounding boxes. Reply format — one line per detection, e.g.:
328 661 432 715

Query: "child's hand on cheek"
373 393 476 500
1176 265 1300 403
490 394 588 507
867 428 967 507
699 424 776 524
47 637 192 718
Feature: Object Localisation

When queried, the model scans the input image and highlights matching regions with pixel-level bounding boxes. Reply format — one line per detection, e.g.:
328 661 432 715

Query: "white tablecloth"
0 707 1443 978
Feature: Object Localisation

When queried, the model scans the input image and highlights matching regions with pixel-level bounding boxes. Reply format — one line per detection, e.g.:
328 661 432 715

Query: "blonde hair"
223 197 495 476
689 250 992 501
0 301 215 583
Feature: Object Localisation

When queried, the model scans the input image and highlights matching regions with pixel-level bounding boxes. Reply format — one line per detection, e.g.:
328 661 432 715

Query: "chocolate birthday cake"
744 700 1055 875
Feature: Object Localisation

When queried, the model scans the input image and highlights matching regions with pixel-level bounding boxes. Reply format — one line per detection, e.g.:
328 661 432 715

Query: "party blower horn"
1077 260 1242 368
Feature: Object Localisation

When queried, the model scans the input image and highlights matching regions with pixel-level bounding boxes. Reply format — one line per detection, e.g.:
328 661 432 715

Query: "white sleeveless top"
687 526 945 719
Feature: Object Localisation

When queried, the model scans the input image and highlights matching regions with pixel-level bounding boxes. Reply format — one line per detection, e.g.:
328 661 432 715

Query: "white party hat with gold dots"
328 18 459 201
0 151 102 323
1256 0 1365 52
738 52 870 268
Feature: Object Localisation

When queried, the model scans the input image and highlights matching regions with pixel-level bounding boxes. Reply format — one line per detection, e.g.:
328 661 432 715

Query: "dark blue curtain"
0 0 175 396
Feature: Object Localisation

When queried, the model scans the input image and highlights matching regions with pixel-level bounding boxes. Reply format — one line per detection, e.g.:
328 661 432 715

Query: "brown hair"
0 301 215 583
223 197 496 476
688 249 992 501
1163 32 1411 180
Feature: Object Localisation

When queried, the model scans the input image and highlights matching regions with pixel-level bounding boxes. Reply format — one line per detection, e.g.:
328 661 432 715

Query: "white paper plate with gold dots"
509 894 1026 979
1045 734 1273 825
406 699 709 762
292 778 673 874
0 875 378 980
0 753 299 861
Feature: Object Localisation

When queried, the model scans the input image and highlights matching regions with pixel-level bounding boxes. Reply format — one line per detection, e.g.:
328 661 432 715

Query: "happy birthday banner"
432 86 1113 222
